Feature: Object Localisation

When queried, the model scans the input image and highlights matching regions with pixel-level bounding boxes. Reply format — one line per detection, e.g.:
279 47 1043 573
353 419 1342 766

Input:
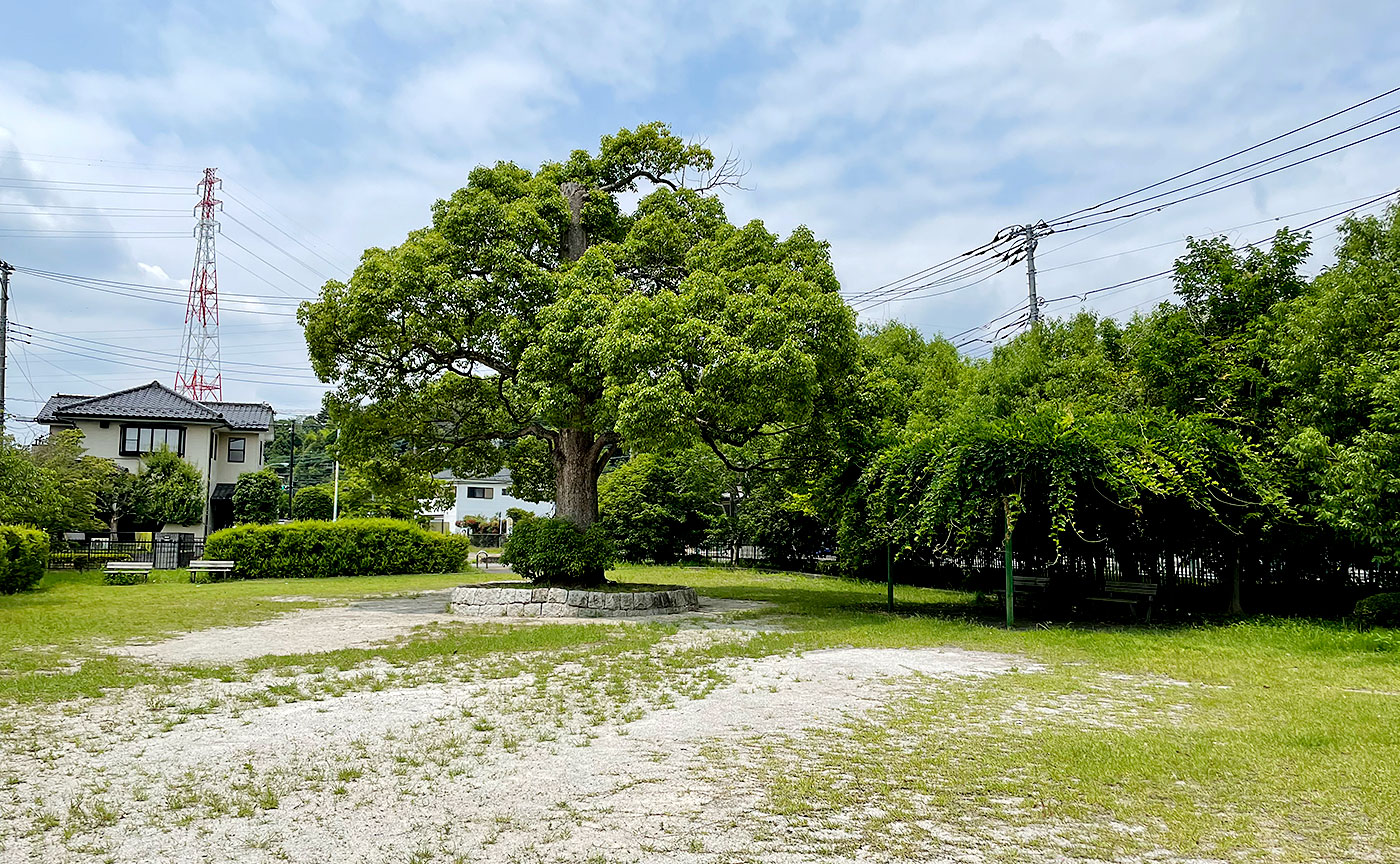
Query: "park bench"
103 561 152 585
988 574 1052 606
475 551 502 570
1085 580 1158 622
188 559 237 584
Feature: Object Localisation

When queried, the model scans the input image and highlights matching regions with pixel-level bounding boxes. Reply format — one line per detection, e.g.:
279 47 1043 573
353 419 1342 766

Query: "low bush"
1355 592 1400 630
102 569 149 586
0 526 48 594
501 518 616 586
49 551 133 571
204 518 471 580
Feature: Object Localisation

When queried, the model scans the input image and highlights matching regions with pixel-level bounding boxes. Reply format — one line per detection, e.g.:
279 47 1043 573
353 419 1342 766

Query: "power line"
10 265 304 308
12 333 333 390
1037 188 1400 310
219 234 321 296
9 322 315 374
222 192 349 277
1051 84 1400 224
0 175 188 190
1037 190 1397 273
852 253 1019 311
1051 119 1400 234
842 230 1023 304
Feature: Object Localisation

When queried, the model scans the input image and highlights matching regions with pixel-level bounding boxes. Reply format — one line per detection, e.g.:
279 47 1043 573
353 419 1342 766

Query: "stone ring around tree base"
450 582 700 618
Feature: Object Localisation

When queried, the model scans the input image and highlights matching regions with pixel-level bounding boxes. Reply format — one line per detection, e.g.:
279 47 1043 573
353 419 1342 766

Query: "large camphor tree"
301 124 859 581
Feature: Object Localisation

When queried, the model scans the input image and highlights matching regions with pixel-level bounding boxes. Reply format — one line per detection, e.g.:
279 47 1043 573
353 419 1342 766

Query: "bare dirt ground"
110 591 772 665
2 594 1209 863
2 623 1024 863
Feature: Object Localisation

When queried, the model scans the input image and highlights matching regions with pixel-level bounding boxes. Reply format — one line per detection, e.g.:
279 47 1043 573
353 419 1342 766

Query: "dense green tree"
291 485 334 521
265 412 337 489
132 448 204 528
598 450 725 563
233 469 282 525
334 463 451 523
0 431 113 535
301 123 859 584
1267 206 1400 562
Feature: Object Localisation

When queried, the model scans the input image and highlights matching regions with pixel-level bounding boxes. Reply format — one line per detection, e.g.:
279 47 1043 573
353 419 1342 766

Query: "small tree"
96 469 144 534
598 452 723 563
134 448 204 528
233 469 282 524
291 485 334 521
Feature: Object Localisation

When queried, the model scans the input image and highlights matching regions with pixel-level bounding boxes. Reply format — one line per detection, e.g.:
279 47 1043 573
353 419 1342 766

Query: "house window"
119 425 186 456
228 437 246 463
466 486 493 499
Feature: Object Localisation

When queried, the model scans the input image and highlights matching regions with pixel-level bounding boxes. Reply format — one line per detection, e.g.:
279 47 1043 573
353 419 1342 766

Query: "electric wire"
1051 84 1400 223
1051 119 1400 234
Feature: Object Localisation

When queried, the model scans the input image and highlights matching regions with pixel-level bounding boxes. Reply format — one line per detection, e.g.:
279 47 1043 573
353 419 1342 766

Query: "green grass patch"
0 568 493 703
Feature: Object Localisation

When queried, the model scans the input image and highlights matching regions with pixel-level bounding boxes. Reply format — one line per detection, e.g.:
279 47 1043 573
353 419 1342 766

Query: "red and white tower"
175 167 223 401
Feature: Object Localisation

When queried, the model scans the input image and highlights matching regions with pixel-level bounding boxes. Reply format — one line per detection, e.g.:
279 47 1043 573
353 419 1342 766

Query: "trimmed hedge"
1355 592 1400 630
0 526 49 594
501 518 616 585
204 518 471 580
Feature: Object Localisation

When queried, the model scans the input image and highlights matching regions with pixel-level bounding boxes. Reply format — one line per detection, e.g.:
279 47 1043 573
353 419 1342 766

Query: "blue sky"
3 0 1400 438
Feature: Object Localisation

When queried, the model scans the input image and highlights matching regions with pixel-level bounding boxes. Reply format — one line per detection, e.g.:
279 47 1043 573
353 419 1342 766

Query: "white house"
35 380 275 537
430 470 553 534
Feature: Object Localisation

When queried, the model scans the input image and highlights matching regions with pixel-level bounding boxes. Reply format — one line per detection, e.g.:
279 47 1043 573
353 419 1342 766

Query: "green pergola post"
1004 520 1015 629
887 541 894 613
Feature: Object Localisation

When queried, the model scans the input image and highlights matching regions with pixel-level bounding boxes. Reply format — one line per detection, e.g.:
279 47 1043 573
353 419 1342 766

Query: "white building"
429 470 553 534
35 380 275 537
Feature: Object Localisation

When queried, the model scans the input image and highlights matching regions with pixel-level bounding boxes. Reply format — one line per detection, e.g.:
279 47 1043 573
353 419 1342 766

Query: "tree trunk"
553 429 598 529
560 181 589 262
552 428 606 586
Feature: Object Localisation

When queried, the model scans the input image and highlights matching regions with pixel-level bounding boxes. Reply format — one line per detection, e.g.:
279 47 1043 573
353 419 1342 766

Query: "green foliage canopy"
233 469 282 525
300 123 860 579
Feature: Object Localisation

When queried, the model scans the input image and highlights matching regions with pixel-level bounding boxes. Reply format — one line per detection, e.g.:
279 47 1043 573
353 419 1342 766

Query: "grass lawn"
2 563 1397 861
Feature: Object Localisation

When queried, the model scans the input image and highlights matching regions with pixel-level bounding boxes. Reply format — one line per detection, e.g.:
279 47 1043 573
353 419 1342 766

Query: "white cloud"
6 0 1400 436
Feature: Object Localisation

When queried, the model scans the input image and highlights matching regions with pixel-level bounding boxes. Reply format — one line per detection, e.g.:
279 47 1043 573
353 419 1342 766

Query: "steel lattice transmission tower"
175 167 223 401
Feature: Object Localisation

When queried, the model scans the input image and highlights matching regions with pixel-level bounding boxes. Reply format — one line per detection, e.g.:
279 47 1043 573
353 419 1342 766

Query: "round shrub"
291 486 334 521
500 518 616 586
0 526 49 594
233 470 283 524
204 518 471 580
1355 592 1400 630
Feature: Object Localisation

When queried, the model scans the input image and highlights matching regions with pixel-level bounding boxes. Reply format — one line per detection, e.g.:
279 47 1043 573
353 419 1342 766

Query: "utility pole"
0 259 11 429
331 428 341 522
287 418 297 508
1021 222 1051 327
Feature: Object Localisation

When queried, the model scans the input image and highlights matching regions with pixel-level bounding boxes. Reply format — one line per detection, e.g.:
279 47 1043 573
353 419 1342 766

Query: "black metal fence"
466 532 504 548
50 536 206 570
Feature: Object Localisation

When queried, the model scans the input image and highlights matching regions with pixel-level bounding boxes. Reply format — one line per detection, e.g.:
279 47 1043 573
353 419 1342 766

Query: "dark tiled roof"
34 394 91 424
205 401 275 431
35 381 274 431
210 483 237 501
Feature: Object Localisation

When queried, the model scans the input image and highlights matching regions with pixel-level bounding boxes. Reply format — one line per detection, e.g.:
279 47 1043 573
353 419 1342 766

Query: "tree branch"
598 170 679 193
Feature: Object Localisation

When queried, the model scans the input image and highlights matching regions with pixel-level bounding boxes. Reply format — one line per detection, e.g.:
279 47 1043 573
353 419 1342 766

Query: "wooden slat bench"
103 561 152 585
1085 580 1158 622
188 560 237 584
988 574 1052 604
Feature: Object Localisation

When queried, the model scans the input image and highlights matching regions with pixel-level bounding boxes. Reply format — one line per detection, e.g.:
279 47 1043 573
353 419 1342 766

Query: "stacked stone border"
450 582 700 618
